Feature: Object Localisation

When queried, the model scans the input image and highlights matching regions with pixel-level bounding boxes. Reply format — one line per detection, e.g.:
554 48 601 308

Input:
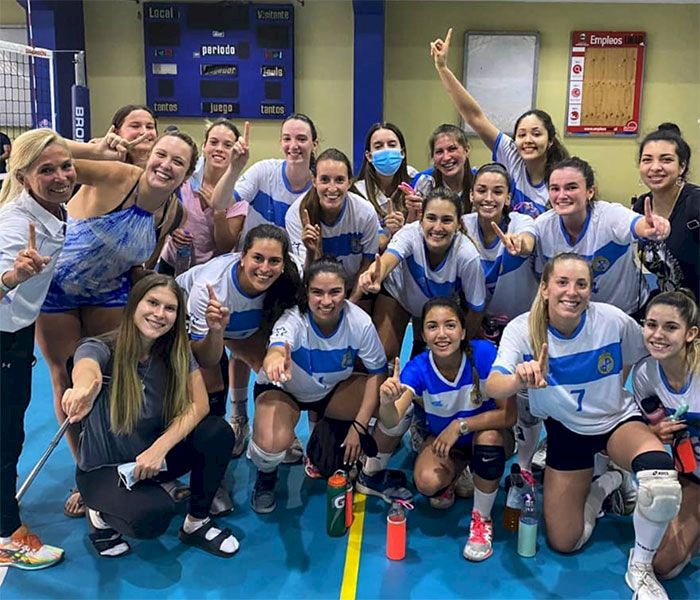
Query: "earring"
676 177 684 187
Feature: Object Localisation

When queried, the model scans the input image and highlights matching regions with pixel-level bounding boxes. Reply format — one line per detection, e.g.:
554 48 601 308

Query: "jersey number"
571 388 586 412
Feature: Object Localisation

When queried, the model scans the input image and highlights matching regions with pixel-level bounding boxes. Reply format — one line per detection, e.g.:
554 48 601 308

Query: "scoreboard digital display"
143 2 294 119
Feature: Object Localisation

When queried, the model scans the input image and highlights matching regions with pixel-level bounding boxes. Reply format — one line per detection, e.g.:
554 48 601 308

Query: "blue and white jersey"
355 166 418 216
383 222 486 318
462 212 538 320
492 302 646 435
176 252 264 341
285 192 380 285
401 341 499 447
257 301 387 403
533 201 649 314
633 356 700 479
492 132 547 218
234 158 312 248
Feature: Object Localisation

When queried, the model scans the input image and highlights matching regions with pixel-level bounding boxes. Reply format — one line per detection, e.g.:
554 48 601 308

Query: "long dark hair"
429 124 473 212
513 109 569 169
472 162 513 228
638 122 692 180
297 256 349 315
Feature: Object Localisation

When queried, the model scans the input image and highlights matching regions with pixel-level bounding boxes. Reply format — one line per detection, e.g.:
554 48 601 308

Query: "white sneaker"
531 439 547 471
625 549 669 600
454 467 474 499
429 487 455 510
229 416 250 458
462 510 494 562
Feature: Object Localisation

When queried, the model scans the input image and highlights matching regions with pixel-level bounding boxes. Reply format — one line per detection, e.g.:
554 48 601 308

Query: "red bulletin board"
566 31 646 136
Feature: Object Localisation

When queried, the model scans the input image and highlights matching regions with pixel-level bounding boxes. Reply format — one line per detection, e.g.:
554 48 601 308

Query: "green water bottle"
326 471 347 537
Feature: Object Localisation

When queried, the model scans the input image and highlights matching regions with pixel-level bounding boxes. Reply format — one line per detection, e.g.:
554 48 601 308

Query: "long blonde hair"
528 253 593 368
103 274 191 435
0 128 70 206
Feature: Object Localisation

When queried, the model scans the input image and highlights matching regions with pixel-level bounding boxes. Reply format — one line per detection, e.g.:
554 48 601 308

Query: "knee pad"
247 439 285 473
207 390 227 418
471 445 506 481
516 392 541 428
377 409 412 437
636 469 682 523
631 450 675 473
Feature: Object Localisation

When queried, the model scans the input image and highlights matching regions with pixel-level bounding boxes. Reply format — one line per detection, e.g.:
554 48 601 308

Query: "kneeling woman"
486 253 682 600
379 298 515 562
633 290 699 581
62 274 238 558
250 257 397 513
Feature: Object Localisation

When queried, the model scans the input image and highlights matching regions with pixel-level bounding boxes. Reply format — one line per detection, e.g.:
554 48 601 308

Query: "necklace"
652 182 684 220
139 356 153 392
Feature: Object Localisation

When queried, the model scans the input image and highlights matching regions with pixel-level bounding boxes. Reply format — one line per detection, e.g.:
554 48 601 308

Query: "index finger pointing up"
242 121 251 145
28 222 36 251
444 28 453 46
538 343 548 368
644 196 655 226
206 283 218 301
393 357 401 378
302 208 311 227
372 254 381 280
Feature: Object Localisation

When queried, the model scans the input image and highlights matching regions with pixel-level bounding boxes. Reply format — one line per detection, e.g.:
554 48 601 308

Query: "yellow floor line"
339 492 367 600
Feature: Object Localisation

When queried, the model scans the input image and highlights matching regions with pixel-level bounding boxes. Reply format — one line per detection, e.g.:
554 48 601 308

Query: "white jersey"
384 222 486 318
534 201 649 314
285 192 380 285
234 158 312 248
462 212 538 320
257 301 387 403
176 253 264 340
492 132 548 218
492 302 646 434
633 356 700 479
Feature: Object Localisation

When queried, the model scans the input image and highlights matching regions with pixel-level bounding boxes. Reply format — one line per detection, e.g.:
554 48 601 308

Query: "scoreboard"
143 2 294 119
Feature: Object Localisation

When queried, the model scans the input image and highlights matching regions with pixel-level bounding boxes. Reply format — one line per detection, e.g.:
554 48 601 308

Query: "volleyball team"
0 28 697 600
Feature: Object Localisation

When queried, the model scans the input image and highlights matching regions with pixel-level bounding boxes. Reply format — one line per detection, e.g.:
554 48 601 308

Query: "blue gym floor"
3 326 698 599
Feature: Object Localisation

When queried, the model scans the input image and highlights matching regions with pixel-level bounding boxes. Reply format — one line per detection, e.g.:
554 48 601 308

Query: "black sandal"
178 519 239 558
86 510 131 558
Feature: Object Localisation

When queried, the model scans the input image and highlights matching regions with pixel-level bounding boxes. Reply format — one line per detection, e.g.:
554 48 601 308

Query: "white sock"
183 515 239 554
632 507 667 565
472 487 498 520
230 387 248 419
516 421 542 473
88 508 111 530
0 535 11 544
593 452 611 478
362 451 390 476
574 470 622 550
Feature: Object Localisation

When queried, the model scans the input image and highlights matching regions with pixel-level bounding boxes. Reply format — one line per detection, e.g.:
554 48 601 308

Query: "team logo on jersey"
341 349 354 368
351 235 362 254
591 256 611 273
597 351 615 375
272 326 289 338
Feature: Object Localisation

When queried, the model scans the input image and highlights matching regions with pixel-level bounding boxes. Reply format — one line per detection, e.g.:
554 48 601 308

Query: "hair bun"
677 287 698 303
657 122 682 136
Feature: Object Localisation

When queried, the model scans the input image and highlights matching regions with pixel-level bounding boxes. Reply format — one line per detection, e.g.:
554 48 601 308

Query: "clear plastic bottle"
503 464 524 532
174 242 193 276
386 501 406 560
517 493 538 557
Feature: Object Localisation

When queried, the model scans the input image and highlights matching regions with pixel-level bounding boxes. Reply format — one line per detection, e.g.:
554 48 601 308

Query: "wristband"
0 271 16 294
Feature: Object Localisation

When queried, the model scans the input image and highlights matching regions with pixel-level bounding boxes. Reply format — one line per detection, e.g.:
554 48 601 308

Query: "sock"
230 387 248 419
473 487 498 520
362 451 390 476
574 470 622 550
517 421 542 473
632 507 667 564
0 535 11 544
183 515 239 554
593 452 611 478
88 508 111 530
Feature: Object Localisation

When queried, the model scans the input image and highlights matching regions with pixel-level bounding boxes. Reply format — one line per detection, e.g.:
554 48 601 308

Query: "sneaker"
210 484 234 516
454 468 475 499
250 469 277 514
0 525 64 570
303 455 322 479
463 510 494 562
283 436 303 464
229 416 250 459
429 486 455 509
86 509 131 558
355 469 413 504
531 439 547 471
603 466 637 516
625 548 670 600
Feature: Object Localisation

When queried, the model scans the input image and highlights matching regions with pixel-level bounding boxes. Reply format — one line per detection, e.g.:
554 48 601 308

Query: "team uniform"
233 159 312 248
633 357 700 480
533 201 649 315
462 212 538 320
176 253 264 341
383 222 486 318
285 192 380 284
256 301 387 407
492 133 548 218
400 341 499 449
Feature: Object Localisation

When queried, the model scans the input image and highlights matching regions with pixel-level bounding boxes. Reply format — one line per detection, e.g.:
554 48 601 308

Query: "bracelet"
0 271 16 294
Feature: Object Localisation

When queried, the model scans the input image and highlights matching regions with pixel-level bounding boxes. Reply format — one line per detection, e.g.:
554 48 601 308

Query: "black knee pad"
631 450 674 473
471 445 506 481
207 390 227 418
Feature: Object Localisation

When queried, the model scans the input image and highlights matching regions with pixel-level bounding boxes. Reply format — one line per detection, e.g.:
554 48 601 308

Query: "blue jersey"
401 341 499 447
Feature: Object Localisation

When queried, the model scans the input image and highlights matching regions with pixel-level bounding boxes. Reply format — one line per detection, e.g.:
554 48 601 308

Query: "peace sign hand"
301 208 322 259
514 343 548 389
358 254 382 294
204 284 230 333
491 221 523 256
380 357 407 405
639 197 671 241
431 28 452 69
7 222 52 288
383 198 405 236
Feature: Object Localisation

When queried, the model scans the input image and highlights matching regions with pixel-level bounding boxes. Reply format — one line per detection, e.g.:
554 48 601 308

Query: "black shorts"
544 415 646 471
253 382 339 416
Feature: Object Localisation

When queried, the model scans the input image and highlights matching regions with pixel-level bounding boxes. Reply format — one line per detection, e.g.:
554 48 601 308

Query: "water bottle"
386 501 406 560
174 242 193 276
517 493 538 557
640 395 666 425
503 464 524 532
326 471 347 537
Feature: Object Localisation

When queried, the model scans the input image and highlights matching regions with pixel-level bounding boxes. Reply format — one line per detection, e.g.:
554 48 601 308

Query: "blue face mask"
371 148 404 177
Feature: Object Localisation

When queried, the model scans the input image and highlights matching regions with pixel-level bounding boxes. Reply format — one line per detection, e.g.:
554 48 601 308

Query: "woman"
36 131 197 517
106 104 158 168
0 129 74 569
486 253 682 600
633 123 699 300
354 123 417 250
379 298 515 561
431 29 568 218
62 274 237 558
286 148 379 294
633 290 699 580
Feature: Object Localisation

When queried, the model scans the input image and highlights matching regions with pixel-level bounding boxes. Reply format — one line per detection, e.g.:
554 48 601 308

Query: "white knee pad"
377 408 412 437
247 439 286 473
636 469 682 523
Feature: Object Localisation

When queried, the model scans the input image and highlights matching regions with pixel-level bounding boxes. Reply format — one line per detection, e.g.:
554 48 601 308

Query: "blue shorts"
41 275 131 313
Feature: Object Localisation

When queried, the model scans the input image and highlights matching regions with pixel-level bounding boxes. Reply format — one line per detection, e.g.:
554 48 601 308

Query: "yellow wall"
0 0 25 24
385 1 700 201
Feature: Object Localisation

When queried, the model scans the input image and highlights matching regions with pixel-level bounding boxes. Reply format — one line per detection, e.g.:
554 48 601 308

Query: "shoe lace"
635 564 664 595
469 513 491 544
15 532 43 552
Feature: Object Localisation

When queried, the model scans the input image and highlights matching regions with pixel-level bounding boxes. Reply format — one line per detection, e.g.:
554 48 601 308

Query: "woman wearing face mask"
355 123 418 251
432 29 568 218
487 253 682 600
633 289 699 582
633 123 699 301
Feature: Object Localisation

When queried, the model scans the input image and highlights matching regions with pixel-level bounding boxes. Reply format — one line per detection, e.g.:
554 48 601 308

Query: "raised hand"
379 357 407 405
515 343 548 389
431 28 453 69
491 221 523 256
301 208 322 258
266 341 293 386
204 283 230 333
400 182 423 221
639 196 671 241
383 198 405 236
358 254 382 294
230 121 251 176
61 377 102 423
6 223 52 288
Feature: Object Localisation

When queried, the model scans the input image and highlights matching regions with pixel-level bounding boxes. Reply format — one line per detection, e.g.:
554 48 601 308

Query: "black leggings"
76 415 234 539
